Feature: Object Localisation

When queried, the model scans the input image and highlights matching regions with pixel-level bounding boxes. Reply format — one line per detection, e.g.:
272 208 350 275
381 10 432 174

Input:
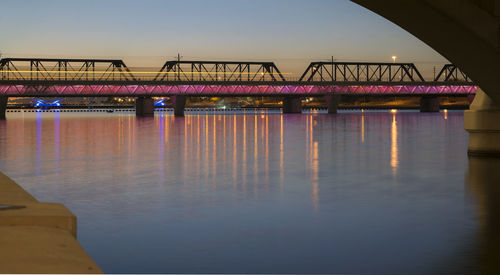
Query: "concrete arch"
352 0 500 102
352 0 500 155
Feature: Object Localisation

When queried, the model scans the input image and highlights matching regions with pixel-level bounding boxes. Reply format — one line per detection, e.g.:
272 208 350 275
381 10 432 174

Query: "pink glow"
0 85 478 96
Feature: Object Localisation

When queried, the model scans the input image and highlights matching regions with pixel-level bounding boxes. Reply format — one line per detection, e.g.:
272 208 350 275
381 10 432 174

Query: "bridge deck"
0 82 477 97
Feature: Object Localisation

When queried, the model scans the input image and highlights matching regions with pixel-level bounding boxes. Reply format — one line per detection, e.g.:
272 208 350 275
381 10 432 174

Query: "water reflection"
54 112 60 175
243 115 247 193
467 156 500 274
36 112 42 176
232 114 237 188
280 115 284 192
361 111 365 143
307 115 320 211
391 111 399 175
212 115 217 189
254 114 258 198
0 110 478 274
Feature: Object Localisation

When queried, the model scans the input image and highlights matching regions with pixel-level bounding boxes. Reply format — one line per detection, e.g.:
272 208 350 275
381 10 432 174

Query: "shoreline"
0 171 102 273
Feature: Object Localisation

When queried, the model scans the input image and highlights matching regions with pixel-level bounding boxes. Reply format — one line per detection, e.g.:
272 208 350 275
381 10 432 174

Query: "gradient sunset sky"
0 0 448 77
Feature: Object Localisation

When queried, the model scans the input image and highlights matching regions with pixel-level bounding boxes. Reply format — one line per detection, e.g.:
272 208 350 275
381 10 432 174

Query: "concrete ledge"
0 203 77 237
0 226 101 274
0 172 37 204
0 171 102 273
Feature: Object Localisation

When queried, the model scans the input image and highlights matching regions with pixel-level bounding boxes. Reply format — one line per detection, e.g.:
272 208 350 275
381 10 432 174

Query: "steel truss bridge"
0 58 477 97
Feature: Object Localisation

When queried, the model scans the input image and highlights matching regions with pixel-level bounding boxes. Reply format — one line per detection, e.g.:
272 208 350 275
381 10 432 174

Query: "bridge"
0 57 477 117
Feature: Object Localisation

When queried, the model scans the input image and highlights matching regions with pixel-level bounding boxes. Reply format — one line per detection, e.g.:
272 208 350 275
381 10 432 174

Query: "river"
0 109 486 274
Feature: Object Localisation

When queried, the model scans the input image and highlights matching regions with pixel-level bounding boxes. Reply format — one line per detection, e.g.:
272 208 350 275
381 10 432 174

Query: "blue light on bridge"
34 99 62 108
154 99 166 107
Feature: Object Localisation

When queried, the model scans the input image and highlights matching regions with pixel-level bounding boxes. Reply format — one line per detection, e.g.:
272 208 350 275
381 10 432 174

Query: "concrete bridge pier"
465 89 500 156
420 96 440 112
282 96 302 114
324 94 340 114
171 95 187 117
0 97 7 120
135 96 154 117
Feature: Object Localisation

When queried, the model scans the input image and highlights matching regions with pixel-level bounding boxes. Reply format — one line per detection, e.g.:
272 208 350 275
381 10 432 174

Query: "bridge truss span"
330 85 477 95
299 62 426 83
434 64 472 82
153 60 287 82
0 58 136 81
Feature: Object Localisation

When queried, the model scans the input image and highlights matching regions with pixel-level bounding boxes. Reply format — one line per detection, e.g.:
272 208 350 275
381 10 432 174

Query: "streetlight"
391 56 397 63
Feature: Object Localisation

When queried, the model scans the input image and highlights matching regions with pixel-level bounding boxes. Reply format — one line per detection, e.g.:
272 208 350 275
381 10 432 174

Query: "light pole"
391 56 397 63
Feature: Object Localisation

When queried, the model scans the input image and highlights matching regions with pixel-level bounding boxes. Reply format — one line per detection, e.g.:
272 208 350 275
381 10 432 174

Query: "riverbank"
0 172 101 273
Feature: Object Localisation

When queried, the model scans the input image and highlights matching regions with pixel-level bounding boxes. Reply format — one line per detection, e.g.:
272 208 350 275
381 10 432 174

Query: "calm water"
0 110 487 274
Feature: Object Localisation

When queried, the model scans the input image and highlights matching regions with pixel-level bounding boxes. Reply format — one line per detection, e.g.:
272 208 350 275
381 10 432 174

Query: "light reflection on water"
391 112 398 175
0 110 484 273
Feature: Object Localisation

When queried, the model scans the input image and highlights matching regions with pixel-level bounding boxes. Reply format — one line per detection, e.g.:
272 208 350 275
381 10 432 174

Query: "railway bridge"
0 57 476 117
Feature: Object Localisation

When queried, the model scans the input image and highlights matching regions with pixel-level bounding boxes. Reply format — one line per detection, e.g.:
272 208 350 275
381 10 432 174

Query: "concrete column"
419 96 440 112
171 95 187 117
0 97 7 120
465 89 500 156
282 97 302 114
324 94 340 114
135 97 154 117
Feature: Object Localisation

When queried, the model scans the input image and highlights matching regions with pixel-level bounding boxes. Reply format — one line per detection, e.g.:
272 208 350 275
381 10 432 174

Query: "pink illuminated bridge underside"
0 85 478 96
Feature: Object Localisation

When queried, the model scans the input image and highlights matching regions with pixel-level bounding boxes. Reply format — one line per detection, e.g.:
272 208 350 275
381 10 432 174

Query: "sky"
0 0 448 78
